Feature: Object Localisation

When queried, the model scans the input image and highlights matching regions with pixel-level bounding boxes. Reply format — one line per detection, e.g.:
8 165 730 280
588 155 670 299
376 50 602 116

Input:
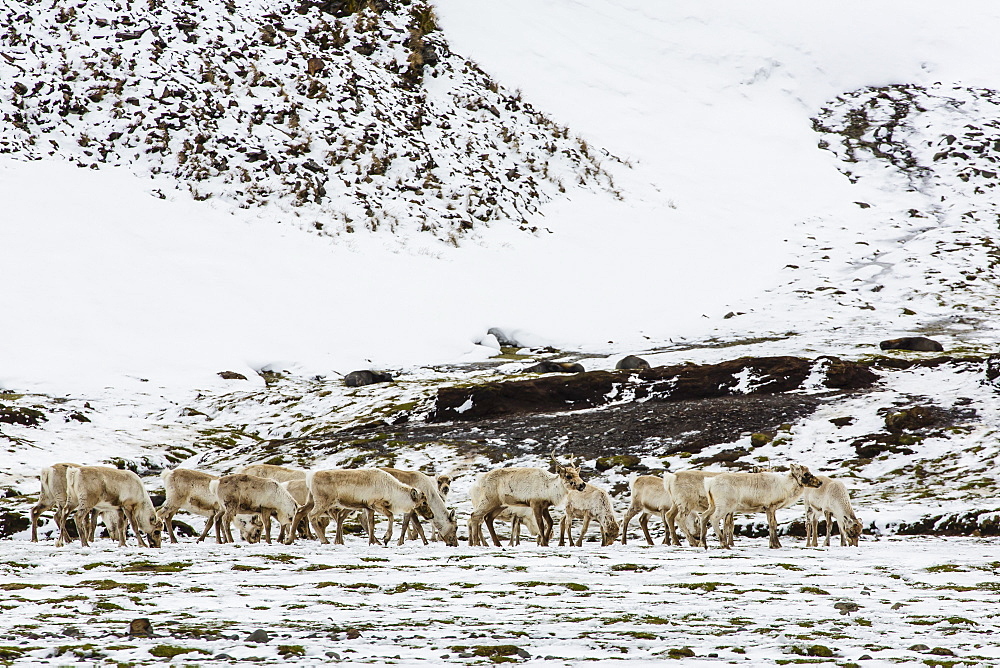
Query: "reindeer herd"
27 456 863 551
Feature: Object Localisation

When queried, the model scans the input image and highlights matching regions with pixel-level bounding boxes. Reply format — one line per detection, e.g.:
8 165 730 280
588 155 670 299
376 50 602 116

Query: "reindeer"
559 483 619 547
468 450 586 547
67 466 163 548
301 469 426 546
701 463 822 549
803 475 863 547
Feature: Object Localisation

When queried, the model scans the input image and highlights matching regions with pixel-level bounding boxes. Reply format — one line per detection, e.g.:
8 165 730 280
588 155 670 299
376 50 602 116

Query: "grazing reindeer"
803 475 863 547
559 483 619 547
302 469 426 546
210 474 299 545
621 475 674 546
468 450 586 547
67 466 163 548
701 463 822 549
380 468 458 547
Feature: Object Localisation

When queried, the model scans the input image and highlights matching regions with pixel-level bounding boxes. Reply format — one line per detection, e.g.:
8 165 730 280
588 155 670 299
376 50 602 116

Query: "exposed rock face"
0 0 614 244
879 337 944 352
430 356 877 422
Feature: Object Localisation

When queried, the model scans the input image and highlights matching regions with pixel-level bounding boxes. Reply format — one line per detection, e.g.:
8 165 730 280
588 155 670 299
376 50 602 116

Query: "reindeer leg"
638 513 654 546
576 513 591 547
621 504 639 545
766 507 781 548
484 506 504 548
195 512 215 543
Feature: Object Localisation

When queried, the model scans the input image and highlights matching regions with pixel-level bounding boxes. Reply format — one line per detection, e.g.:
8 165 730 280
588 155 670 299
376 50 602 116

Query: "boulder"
615 355 650 370
129 618 154 637
344 370 394 387
486 327 519 347
523 361 585 374
879 337 944 352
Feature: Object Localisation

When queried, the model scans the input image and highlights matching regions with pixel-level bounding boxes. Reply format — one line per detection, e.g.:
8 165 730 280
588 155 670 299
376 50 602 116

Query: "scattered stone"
750 432 774 446
667 647 696 658
344 370 394 387
218 371 248 380
834 601 860 615
891 603 904 610
615 355 650 370
929 647 955 656
908 644 930 652
858 655 873 661
129 618 154 637
307 57 325 74
879 337 944 352
807 645 834 657
246 629 270 643
344 628 361 639
829 416 855 427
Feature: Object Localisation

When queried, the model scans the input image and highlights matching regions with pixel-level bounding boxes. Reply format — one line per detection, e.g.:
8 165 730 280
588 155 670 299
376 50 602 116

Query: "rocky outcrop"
429 356 877 422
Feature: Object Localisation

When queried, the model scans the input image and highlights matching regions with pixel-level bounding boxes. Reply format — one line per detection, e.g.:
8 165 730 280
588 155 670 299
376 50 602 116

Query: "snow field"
2 537 999 666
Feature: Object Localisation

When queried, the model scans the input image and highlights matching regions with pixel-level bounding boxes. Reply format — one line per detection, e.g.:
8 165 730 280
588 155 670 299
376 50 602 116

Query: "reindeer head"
409 487 427 507
436 474 452 499
440 509 459 547
146 524 163 548
789 463 822 488
844 517 864 546
601 518 621 546
551 448 587 491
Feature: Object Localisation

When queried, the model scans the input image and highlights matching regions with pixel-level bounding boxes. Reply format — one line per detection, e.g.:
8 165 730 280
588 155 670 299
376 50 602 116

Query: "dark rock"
985 354 1000 386
0 511 29 538
594 455 642 471
807 646 834 657
129 618 154 637
523 361 585 374
615 355 650 370
430 356 876 422
487 327 519 347
879 336 944 352
0 405 47 427
344 370 394 387
834 601 860 615
929 648 955 656
246 629 270 643
218 371 248 380
750 432 774 446
67 411 91 423
829 416 855 427
909 644 930 652
694 447 750 466
884 406 938 432
897 509 1000 536
421 44 439 67
307 57 325 75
